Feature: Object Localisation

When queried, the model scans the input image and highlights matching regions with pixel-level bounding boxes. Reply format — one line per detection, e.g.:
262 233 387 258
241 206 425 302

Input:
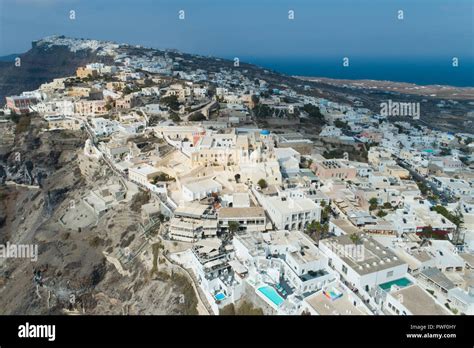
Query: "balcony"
299 269 328 282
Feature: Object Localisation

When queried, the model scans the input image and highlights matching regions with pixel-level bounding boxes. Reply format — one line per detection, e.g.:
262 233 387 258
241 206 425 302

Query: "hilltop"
1 36 473 132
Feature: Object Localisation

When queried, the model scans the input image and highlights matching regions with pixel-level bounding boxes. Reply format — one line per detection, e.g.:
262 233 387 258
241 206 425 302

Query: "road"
181 100 217 121
395 157 453 204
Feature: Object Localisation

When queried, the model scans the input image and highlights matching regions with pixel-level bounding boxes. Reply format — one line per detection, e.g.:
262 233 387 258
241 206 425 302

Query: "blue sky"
0 0 473 59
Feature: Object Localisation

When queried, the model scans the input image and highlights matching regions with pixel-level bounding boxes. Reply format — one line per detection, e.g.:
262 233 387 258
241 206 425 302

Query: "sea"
237 56 474 88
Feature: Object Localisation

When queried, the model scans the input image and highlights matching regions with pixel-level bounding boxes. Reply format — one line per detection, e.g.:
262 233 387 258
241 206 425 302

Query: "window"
342 265 348 274
387 271 394 278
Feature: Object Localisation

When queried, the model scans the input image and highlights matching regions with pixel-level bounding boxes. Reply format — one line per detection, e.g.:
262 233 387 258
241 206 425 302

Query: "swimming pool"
258 286 284 307
379 277 412 291
214 292 226 301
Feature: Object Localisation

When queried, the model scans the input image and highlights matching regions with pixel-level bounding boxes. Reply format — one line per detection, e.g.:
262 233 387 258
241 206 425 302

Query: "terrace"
299 269 329 282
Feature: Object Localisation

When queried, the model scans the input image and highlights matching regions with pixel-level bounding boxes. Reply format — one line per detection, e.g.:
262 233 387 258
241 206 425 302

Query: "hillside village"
1 36 474 316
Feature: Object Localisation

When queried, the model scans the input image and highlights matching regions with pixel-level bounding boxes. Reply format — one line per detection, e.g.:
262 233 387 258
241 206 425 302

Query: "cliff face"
0 122 197 315
0 43 110 105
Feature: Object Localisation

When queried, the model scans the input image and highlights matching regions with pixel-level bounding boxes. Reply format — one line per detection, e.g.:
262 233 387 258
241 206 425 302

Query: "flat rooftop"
390 285 450 315
129 164 159 175
321 234 406 275
266 195 318 214
183 178 221 193
174 202 209 218
234 232 265 257
306 288 369 315
460 253 474 268
331 219 362 235
264 230 322 262
219 207 265 219
232 192 250 208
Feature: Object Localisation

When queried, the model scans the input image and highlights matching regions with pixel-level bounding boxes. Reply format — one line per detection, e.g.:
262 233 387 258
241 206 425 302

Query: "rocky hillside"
0 120 198 315
0 41 111 105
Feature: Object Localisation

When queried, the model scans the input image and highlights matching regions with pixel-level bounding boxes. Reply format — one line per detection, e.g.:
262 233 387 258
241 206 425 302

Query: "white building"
274 147 301 178
182 178 222 202
90 117 119 136
431 176 473 198
384 284 451 315
128 164 160 186
254 189 321 231
302 280 373 315
263 230 336 295
218 207 267 233
319 234 408 301
448 285 474 315
169 217 217 242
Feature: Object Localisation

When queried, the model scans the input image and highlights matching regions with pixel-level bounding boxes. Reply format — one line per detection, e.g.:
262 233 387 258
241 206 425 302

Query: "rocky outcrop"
0 43 112 105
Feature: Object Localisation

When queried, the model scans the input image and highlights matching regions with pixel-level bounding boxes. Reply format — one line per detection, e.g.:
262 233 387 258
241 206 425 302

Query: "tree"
376 210 387 218
321 205 331 222
302 104 324 121
368 197 378 211
432 205 463 228
228 221 240 234
322 223 329 235
350 233 362 245
257 179 268 189
306 220 329 242
416 181 429 195
152 172 175 183
369 197 378 205
306 220 322 235
253 104 272 118
234 174 241 183
160 95 180 110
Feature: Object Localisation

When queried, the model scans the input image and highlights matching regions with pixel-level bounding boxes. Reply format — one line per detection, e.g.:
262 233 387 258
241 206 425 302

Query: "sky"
0 0 473 59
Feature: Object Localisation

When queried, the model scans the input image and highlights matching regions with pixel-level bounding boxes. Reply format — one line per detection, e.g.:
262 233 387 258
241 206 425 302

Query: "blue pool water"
214 292 226 301
379 277 412 291
258 286 284 307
